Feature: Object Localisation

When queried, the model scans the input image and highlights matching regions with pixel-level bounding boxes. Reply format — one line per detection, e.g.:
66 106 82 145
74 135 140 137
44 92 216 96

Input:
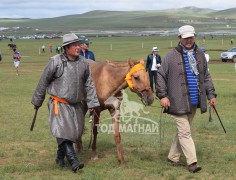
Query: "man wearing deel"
31 33 100 172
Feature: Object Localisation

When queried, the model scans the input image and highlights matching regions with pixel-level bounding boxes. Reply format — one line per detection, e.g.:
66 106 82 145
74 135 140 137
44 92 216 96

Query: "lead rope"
159 107 164 148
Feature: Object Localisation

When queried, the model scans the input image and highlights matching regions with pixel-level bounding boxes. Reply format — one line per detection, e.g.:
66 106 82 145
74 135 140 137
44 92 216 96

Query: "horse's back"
88 60 128 106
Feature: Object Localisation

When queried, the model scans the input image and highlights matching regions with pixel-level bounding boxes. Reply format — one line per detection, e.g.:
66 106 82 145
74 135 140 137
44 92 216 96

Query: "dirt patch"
0 158 10 166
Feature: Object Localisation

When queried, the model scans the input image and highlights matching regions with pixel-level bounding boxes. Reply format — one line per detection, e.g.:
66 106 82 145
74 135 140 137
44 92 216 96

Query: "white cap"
178 25 195 38
152 47 159 52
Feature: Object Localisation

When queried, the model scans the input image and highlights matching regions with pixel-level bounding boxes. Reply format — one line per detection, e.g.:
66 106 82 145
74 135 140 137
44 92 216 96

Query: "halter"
125 63 151 105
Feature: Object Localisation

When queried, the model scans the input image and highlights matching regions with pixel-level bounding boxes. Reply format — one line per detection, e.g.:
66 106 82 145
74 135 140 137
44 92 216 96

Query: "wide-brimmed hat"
178 25 195 38
62 33 82 47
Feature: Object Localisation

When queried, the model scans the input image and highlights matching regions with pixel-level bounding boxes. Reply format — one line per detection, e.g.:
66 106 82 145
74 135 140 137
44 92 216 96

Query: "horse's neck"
109 65 129 96
91 61 131 102
112 80 128 97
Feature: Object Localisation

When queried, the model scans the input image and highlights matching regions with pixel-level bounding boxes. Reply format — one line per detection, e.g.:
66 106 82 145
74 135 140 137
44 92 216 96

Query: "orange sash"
50 95 68 116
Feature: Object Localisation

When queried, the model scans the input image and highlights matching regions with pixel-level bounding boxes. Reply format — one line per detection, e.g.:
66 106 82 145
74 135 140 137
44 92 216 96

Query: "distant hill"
207 8 236 18
158 6 216 16
0 6 235 36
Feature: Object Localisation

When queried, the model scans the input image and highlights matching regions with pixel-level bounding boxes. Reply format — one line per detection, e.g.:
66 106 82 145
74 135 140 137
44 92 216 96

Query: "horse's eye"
134 76 139 80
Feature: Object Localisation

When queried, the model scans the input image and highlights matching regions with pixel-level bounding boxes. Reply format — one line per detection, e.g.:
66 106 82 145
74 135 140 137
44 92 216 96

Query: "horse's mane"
104 59 141 67
87 59 127 67
105 60 129 67
89 58 143 68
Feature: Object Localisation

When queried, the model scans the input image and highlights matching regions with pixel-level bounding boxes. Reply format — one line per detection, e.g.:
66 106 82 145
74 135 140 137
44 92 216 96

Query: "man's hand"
160 97 170 109
34 105 40 110
88 109 94 123
209 98 216 107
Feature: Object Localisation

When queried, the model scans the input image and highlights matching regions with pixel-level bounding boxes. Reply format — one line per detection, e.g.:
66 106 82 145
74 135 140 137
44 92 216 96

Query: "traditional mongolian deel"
31 54 100 142
32 33 100 172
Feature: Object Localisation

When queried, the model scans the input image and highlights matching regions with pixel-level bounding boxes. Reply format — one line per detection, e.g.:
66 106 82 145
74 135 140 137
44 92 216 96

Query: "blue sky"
0 0 235 19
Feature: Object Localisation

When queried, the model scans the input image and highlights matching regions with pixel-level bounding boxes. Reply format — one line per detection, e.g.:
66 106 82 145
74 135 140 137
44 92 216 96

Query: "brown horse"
76 58 154 164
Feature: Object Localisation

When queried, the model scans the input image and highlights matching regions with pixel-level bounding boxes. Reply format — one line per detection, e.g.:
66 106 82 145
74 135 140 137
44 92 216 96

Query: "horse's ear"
128 58 134 66
139 58 145 65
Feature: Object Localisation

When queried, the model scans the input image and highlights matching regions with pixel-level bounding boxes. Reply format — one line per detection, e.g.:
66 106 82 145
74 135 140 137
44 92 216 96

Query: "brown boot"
188 162 202 173
167 159 185 167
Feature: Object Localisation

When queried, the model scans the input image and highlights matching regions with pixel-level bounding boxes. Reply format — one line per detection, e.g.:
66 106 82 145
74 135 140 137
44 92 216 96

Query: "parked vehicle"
221 47 236 62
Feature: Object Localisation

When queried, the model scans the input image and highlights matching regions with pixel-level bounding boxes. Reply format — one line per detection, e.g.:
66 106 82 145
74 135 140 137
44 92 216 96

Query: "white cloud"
0 0 235 19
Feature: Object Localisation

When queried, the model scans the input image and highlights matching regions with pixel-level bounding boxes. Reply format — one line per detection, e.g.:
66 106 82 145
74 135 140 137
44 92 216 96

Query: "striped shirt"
183 52 199 105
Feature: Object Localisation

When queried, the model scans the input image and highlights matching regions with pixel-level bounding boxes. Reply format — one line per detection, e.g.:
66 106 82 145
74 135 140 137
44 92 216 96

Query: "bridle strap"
133 86 151 106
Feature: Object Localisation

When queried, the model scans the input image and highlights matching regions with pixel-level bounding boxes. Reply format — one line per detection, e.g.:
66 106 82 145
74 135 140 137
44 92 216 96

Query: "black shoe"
188 162 202 173
63 141 84 172
56 158 65 167
167 159 185 167
72 162 84 173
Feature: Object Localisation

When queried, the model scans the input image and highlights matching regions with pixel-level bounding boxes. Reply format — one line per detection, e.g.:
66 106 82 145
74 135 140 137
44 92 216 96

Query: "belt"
50 95 68 116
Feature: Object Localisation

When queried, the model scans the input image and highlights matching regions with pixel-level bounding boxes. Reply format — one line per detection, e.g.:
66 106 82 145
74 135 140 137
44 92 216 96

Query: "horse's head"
125 58 154 105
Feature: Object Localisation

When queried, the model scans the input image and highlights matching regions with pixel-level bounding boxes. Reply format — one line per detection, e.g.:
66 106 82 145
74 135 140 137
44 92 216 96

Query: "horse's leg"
104 93 125 164
91 111 100 160
109 108 125 164
75 137 83 153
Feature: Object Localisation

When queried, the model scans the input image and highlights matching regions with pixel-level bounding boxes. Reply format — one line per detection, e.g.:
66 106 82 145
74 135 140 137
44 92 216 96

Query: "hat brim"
181 33 195 39
81 40 90 45
62 39 81 47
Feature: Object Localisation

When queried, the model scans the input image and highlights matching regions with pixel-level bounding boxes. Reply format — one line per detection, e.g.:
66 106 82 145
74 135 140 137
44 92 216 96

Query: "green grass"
0 36 236 179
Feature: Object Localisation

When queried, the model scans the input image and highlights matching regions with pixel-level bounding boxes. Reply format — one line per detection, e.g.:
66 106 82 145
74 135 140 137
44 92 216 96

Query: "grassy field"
0 36 236 179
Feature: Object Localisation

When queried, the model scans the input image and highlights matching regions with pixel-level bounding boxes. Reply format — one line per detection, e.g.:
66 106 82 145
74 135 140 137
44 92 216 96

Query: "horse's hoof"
119 160 126 165
91 156 99 160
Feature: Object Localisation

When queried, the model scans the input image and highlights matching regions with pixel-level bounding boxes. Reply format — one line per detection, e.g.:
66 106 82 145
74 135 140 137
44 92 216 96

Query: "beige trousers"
168 106 197 165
